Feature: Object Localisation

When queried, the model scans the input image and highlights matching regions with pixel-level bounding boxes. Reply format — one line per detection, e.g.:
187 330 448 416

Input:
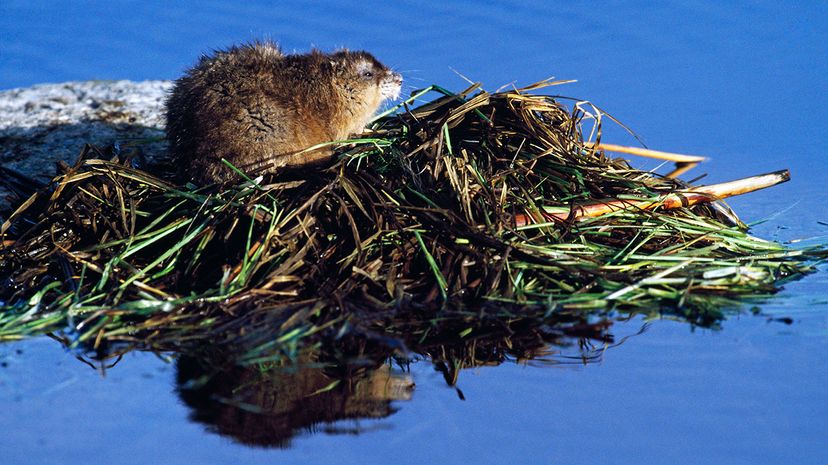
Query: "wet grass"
0 81 824 363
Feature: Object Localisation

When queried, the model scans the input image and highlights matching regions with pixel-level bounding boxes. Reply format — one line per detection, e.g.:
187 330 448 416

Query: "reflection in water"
175 317 617 447
176 349 413 448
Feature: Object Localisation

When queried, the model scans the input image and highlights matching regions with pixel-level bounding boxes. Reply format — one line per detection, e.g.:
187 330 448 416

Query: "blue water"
1 1 827 464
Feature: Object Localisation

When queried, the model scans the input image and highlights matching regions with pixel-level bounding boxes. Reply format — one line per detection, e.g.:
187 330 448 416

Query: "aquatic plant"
0 81 823 363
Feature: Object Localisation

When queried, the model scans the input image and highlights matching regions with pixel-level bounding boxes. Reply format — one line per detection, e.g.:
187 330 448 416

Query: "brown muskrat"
165 41 402 184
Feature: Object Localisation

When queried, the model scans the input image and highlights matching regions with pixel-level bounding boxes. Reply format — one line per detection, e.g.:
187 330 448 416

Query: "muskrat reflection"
175 316 616 447
176 349 413 448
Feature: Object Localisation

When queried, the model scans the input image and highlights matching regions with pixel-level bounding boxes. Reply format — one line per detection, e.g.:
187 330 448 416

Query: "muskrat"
165 41 402 184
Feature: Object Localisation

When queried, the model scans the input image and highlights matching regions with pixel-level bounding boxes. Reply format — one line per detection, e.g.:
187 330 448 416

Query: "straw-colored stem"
514 170 790 226
587 142 707 163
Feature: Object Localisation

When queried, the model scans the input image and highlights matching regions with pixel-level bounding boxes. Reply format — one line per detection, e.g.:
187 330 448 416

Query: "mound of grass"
0 81 822 362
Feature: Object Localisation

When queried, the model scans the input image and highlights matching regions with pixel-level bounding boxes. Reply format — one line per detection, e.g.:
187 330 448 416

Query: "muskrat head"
354 57 403 101
332 50 402 104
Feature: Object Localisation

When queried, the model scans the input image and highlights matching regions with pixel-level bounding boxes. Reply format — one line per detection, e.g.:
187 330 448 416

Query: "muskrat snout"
382 71 403 100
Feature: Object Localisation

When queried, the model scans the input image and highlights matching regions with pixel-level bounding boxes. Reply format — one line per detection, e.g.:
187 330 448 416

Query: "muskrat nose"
381 71 403 100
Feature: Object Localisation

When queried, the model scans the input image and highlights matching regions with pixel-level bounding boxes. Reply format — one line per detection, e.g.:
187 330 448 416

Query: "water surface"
1 1 826 464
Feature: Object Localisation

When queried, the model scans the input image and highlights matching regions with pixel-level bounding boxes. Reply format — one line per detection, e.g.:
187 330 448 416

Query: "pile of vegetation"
0 81 822 363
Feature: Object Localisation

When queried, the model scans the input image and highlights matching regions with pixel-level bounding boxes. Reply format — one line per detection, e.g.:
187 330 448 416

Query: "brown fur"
165 41 402 183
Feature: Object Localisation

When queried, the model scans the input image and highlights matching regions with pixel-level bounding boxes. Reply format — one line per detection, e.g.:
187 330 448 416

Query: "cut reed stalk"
587 142 707 163
513 170 790 226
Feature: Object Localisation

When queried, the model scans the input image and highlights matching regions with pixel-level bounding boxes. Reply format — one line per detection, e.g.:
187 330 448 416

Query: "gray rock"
0 80 172 212
0 80 172 179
